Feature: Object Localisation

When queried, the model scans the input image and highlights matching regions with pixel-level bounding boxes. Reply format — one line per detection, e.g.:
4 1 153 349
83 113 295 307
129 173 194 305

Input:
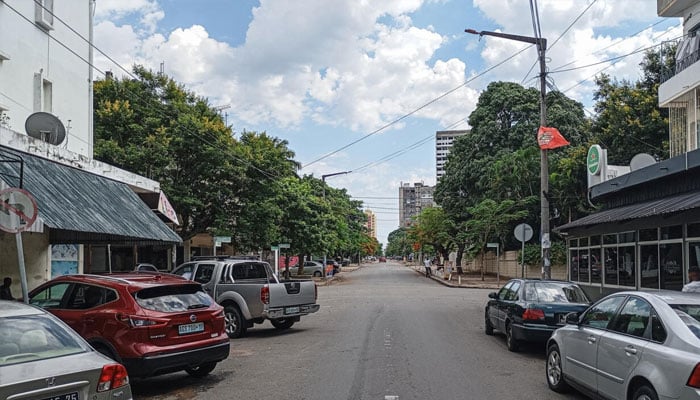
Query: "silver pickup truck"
172 257 320 338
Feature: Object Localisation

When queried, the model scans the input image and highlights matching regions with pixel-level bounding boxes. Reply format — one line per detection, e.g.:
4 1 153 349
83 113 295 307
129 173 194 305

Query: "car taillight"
522 308 545 321
261 285 270 304
116 313 160 327
687 363 700 388
97 363 129 392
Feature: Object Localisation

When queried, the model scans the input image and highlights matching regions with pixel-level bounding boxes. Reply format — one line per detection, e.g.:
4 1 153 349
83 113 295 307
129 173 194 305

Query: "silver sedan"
546 290 700 400
0 300 133 400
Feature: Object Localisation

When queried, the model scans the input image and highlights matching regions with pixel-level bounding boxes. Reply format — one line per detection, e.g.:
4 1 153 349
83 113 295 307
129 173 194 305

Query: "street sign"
214 236 231 243
514 223 533 243
271 246 279 251
279 243 290 249
0 188 38 233
486 242 499 248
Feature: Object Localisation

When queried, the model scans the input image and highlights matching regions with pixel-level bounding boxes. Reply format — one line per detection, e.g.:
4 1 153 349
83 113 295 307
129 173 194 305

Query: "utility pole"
465 28 551 279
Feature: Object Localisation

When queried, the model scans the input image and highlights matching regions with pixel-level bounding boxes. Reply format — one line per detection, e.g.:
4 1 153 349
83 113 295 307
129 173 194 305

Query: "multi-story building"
398 182 435 227
0 1 180 296
364 209 376 239
556 0 700 300
436 130 468 181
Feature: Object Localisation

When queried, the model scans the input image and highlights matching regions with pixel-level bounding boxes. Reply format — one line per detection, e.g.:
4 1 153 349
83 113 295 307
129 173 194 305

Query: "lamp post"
321 171 351 277
466 28 551 279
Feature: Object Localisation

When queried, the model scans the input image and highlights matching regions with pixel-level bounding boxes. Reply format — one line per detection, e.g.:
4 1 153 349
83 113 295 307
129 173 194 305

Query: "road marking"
385 396 399 400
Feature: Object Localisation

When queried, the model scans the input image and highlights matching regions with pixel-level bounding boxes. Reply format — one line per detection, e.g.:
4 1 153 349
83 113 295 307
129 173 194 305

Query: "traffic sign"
514 223 533 243
279 243 290 249
0 188 38 233
271 246 279 251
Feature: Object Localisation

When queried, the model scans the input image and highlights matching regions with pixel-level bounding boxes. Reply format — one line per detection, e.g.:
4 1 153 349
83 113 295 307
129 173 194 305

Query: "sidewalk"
407 263 503 289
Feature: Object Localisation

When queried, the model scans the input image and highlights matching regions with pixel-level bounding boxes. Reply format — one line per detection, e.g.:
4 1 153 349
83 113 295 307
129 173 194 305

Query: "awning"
556 190 700 233
0 148 181 244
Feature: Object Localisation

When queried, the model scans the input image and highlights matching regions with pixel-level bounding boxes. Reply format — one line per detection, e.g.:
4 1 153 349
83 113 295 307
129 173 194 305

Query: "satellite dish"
630 153 656 171
25 112 66 145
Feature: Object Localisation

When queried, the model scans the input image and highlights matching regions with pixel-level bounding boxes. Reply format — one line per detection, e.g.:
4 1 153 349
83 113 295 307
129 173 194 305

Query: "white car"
546 290 700 400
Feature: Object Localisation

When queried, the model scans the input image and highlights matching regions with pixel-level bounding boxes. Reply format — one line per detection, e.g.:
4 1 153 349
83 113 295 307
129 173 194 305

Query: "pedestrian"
1 277 14 300
683 266 700 292
423 257 432 277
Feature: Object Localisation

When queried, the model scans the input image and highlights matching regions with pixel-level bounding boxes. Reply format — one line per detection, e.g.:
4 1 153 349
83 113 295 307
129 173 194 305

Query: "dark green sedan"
485 279 590 352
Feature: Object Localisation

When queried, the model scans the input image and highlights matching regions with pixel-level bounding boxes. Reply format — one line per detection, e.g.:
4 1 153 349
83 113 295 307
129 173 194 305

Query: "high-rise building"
436 130 469 181
398 182 435 227
364 209 376 239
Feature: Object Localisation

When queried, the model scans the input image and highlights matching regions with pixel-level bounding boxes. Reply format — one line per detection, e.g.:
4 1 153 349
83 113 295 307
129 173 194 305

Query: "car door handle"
624 346 637 355
587 336 597 344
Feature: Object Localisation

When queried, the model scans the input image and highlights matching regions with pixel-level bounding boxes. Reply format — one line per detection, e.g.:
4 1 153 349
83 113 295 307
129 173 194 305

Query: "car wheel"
313 271 322 277
185 362 217 378
484 312 494 336
546 343 569 393
271 318 295 330
224 305 247 339
93 343 119 362
632 384 658 400
506 322 519 352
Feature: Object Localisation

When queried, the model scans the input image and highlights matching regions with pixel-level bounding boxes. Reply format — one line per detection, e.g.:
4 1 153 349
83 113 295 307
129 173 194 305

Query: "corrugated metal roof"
556 190 700 233
0 148 181 244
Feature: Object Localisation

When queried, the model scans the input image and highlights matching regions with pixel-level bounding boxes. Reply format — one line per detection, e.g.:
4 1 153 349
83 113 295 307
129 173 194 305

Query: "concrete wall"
0 230 51 296
457 250 568 281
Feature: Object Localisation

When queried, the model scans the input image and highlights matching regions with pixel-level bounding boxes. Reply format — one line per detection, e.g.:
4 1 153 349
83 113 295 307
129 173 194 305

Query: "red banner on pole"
537 126 570 150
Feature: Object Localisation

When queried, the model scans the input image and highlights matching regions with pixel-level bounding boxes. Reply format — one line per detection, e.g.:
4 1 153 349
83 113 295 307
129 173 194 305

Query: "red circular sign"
0 188 39 233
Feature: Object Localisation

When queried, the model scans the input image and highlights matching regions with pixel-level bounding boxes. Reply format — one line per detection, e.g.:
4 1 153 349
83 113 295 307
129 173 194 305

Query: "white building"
0 1 179 297
436 130 468 181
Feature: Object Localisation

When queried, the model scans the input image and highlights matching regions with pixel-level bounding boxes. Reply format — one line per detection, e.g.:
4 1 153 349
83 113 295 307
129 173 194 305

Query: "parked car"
28 273 230 379
285 260 324 277
134 263 158 272
378 256 387 262
314 259 340 274
0 300 133 400
172 256 319 338
485 279 590 351
546 290 700 400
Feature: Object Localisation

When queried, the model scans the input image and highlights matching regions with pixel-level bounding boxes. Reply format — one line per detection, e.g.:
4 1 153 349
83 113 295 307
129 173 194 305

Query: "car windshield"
135 284 213 312
524 282 589 303
672 305 700 339
0 314 86 366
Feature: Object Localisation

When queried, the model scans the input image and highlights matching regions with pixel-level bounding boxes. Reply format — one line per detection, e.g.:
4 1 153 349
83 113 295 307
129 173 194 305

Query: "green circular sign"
587 145 601 175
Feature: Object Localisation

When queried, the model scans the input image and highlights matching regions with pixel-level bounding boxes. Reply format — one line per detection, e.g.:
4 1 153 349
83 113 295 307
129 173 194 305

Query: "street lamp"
321 171 351 277
465 28 552 279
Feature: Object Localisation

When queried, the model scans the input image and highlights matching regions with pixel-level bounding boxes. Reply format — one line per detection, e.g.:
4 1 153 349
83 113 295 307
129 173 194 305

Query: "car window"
524 282 589 303
193 263 216 284
29 283 71 309
581 295 625 329
506 281 521 301
651 310 667 342
0 314 87 366
172 264 195 280
135 284 212 312
498 282 513 300
609 297 651 338
233 262 269 280
65 284 117 309
671 304 700 323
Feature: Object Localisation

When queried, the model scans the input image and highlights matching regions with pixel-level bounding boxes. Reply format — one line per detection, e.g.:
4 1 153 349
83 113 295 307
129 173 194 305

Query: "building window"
35 0 54 31
640 244 659 290
660 243 683 290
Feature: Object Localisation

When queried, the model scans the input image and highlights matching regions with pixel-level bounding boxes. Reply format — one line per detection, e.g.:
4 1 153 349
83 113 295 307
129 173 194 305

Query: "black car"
485 279 590 352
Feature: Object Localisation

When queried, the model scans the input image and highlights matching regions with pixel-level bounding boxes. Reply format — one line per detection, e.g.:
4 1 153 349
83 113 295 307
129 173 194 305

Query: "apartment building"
436 130 468 181
398 182 435 227
364 209 376 239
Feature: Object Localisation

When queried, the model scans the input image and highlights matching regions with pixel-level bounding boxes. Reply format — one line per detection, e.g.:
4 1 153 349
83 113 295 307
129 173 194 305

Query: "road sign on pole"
279 243 290 249
514 223 533 278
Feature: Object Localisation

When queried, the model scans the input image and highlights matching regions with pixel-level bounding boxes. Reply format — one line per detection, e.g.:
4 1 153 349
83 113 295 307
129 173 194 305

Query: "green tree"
408 207 454 263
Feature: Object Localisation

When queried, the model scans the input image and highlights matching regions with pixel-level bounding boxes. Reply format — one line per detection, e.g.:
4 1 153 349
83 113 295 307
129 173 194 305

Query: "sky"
91 0 682 247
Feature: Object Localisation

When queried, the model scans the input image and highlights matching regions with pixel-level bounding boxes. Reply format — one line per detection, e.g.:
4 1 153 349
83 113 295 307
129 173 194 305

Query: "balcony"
658 0 695 17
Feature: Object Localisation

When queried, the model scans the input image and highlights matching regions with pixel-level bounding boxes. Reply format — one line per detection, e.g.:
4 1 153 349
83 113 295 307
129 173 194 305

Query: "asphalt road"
132 261 586 400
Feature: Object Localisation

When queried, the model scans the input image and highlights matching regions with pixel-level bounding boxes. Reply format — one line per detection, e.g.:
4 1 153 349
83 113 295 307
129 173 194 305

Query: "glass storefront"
567 225 691 292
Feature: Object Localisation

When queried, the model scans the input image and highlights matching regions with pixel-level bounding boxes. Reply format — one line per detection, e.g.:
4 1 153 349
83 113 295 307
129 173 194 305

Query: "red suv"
28 273 229 378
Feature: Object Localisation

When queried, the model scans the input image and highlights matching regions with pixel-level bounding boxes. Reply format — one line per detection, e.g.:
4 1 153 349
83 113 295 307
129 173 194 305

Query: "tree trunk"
456 243 465 274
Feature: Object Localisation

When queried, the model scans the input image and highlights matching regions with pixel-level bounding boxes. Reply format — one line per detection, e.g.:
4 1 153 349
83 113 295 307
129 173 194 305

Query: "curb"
408 265 501 289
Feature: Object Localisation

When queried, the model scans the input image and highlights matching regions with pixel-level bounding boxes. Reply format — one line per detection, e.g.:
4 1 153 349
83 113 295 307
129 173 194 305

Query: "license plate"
285 306 300 315
41 392 78 400
178 322 204 335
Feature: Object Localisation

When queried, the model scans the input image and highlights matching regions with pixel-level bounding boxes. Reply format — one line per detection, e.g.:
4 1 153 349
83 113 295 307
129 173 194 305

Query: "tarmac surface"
317 261 503 289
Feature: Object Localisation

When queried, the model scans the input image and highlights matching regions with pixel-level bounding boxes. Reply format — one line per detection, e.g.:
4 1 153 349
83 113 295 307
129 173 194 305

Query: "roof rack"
191 255 260 261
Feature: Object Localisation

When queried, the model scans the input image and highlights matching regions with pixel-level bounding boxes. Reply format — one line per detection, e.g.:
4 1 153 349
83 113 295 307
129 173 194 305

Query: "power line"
301 44 534 170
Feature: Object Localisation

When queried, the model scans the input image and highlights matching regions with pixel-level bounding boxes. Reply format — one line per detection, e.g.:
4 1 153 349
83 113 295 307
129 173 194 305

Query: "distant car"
0 300 133 400
134 263 158 272
28 273 230 378
546 290 700 400
485 279 590 352
315 259 340 274
285 261 324 277
378 256 387 262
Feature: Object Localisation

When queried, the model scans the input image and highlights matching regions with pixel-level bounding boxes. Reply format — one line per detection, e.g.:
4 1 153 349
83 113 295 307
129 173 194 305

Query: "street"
132 261 586 400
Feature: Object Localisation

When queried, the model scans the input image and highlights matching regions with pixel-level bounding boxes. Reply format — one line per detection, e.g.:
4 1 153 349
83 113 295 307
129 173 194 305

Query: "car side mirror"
488 292 498 299
565 312 580 325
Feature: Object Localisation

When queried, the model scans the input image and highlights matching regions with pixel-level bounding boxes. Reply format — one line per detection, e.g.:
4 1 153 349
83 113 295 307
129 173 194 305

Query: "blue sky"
92 0 681 246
